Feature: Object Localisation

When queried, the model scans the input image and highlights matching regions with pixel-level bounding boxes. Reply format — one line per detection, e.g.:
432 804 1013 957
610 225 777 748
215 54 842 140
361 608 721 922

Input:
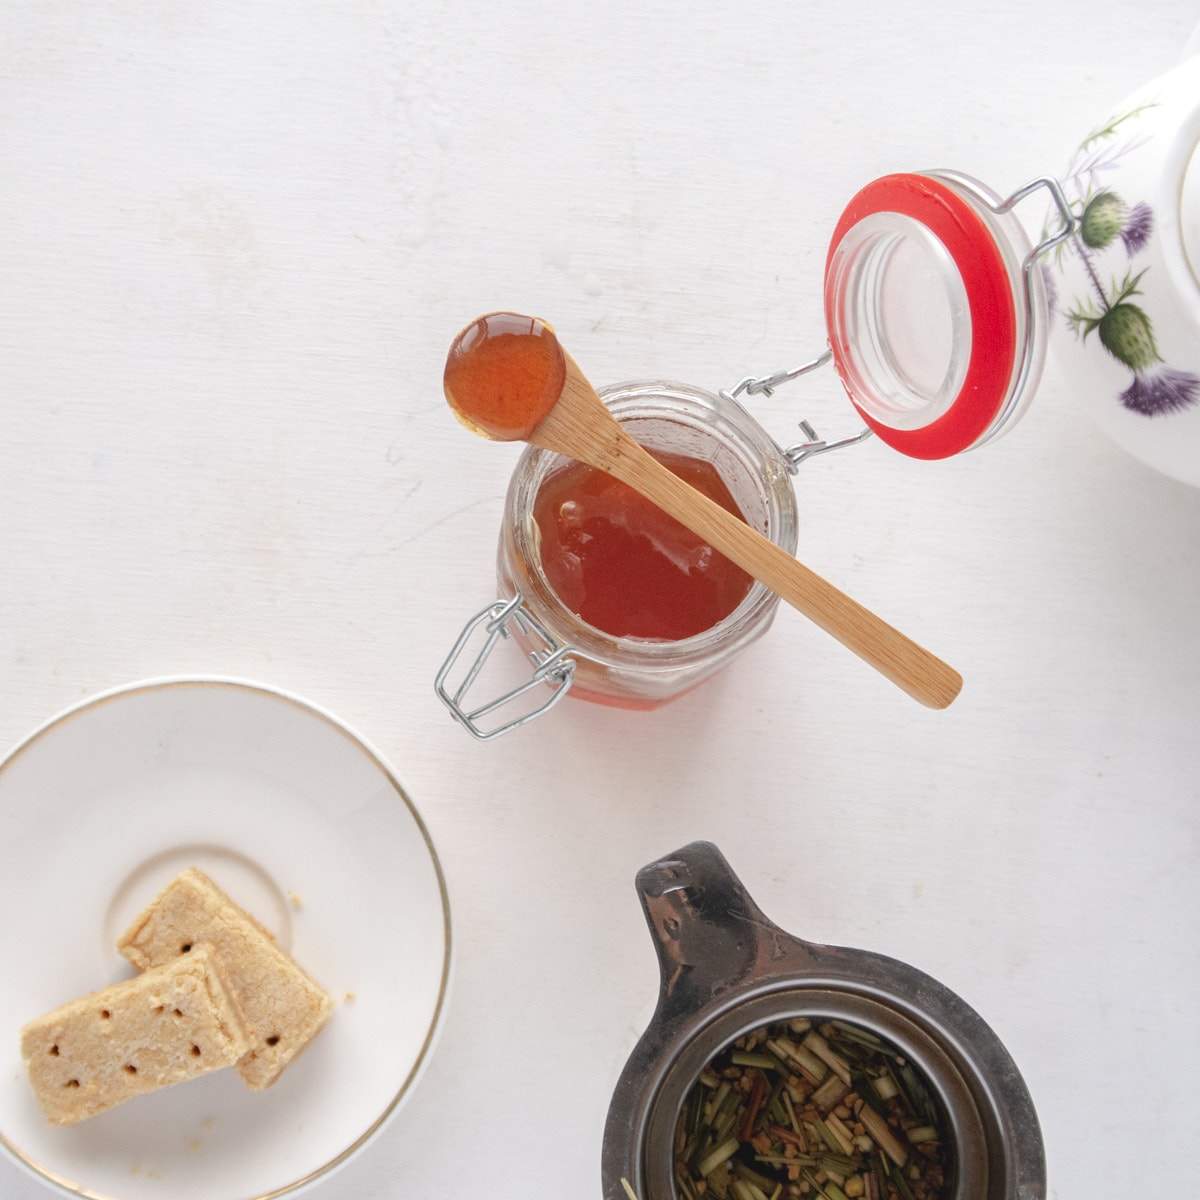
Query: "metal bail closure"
823 171 1074 459
434 593 578 740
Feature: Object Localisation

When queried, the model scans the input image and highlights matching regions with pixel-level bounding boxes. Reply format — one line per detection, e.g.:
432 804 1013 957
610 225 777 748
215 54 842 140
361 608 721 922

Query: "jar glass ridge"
497 380 800 710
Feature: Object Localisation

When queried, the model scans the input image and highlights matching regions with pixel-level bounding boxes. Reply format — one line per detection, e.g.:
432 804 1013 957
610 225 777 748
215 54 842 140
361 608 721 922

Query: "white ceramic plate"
0 678 451 1200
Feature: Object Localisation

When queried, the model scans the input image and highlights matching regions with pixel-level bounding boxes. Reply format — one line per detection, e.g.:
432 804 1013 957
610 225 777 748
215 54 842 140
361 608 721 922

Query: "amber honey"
532 451 753 642
443 311 565 441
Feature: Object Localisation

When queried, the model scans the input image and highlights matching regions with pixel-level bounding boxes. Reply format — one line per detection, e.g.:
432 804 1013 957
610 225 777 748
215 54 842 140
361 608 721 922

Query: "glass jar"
436 381 799 739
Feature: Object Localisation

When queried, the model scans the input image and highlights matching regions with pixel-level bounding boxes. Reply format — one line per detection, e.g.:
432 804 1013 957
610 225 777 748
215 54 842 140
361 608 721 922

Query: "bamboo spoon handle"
532 355 963 710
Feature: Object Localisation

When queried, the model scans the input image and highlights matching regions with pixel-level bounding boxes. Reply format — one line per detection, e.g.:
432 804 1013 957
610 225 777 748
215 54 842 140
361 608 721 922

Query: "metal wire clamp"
434 594 579 741
721 348 875 474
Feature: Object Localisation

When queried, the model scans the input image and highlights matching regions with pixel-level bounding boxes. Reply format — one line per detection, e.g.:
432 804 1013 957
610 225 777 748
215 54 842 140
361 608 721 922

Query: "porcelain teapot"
1046 36 1200 485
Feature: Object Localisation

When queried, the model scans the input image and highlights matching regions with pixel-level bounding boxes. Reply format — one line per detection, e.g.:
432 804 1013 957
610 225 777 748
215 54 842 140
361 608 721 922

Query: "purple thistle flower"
1120 202 1153 255
1119 366 1200 416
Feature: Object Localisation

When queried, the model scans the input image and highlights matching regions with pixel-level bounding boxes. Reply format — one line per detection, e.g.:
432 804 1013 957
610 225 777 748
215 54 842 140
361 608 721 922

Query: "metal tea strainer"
601 842 1045 1200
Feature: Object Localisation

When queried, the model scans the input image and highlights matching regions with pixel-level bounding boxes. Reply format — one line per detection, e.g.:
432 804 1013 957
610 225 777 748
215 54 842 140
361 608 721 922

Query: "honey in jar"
530 450 754 642
481 380 799 721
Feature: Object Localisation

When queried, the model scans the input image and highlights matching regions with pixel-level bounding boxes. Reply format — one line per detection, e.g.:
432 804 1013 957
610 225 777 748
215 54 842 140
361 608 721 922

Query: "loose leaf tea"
673 1017 953 1200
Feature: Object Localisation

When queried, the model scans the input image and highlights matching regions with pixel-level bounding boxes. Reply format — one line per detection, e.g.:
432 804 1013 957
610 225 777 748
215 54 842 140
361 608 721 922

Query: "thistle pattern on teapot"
1053 102 1199 415
1046 54 1200 486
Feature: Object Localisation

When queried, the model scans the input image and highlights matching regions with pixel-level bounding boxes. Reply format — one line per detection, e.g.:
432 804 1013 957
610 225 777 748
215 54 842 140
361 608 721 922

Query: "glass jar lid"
823 171 1073 459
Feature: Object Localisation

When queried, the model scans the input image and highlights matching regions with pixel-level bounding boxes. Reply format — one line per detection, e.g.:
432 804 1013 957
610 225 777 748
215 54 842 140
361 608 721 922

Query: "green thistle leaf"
1066 294 1104 342
1111 268 1147 306
1077 101 1160 153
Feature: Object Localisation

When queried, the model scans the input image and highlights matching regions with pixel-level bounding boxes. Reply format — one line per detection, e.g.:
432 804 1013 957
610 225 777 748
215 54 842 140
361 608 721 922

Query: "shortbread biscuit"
117 868 332 1089
21 945 252 1126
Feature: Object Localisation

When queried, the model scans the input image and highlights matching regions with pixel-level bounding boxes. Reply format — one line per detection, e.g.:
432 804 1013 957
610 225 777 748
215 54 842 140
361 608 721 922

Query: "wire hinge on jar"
722 349 875 474
435 593 588 741
723 173 1076 467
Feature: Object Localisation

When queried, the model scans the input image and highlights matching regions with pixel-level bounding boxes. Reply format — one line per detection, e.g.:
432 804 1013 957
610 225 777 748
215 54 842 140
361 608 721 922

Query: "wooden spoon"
444 312 962 709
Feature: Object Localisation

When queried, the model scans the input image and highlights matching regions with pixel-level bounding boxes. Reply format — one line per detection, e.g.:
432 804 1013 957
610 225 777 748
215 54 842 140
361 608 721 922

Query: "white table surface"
2 3 1198 1198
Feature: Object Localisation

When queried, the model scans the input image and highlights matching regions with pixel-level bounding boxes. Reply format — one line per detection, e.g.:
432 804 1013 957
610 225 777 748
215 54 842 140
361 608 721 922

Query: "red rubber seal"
824 173 1018 460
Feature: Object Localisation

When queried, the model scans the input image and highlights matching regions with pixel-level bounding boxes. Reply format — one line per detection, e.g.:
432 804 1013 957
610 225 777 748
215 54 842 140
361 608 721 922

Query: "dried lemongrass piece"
803 1030 853 1086
697 1136 741 1177
824 1112 858 1156
859 1105 909 1169
906 1126 939 1146
813 1074 851 1113
769 1036 828 1084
